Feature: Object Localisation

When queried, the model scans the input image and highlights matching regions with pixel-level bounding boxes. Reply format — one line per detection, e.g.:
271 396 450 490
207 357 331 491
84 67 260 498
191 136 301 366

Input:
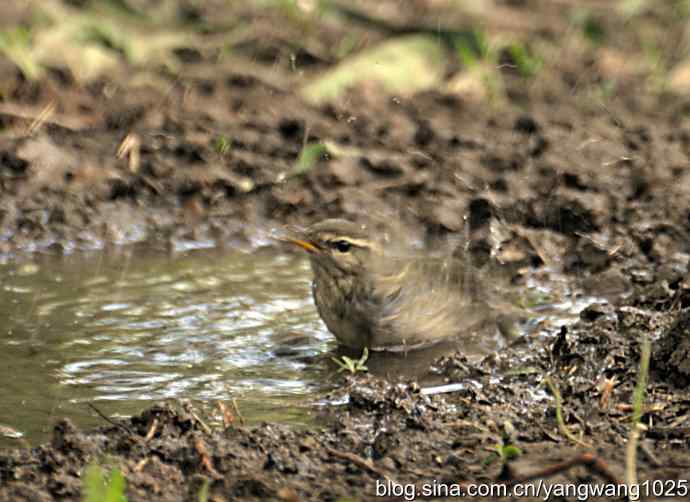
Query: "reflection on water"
0 247 331 447
0 246 600 447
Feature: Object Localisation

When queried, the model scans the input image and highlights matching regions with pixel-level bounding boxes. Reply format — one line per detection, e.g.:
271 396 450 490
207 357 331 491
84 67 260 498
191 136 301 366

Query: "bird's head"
284 219 382 278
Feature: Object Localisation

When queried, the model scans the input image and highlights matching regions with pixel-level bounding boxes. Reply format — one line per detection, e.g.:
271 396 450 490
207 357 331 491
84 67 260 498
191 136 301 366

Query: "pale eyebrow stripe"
321 234 381 252
335 237 371 248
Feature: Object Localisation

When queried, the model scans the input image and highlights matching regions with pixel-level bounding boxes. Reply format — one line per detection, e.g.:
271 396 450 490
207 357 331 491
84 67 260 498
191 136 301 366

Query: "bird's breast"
312 276 371 349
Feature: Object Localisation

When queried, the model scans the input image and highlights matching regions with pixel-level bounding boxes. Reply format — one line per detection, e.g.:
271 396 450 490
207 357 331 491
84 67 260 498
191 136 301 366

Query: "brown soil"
2 1 690 500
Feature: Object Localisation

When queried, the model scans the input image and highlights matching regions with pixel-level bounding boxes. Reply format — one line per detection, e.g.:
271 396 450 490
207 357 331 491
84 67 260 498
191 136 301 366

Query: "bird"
283 218 492 352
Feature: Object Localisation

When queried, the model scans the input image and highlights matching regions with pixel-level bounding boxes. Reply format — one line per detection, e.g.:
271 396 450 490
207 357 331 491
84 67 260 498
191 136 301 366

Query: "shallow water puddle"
0 248 332 446
0 248 601 447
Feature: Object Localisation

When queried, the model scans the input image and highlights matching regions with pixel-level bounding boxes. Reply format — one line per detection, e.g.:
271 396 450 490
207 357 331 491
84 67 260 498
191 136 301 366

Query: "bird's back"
354 255 487 351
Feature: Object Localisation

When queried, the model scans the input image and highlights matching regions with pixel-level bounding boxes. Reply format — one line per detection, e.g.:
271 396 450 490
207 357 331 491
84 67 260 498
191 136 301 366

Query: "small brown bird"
285 219 489 351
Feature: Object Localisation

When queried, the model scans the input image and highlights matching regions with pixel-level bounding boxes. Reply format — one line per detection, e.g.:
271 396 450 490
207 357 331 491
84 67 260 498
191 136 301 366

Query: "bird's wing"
357 257 482 349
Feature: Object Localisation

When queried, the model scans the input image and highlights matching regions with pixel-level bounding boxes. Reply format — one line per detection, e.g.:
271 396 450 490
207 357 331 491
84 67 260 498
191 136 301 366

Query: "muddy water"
0 246 599 447
0 247 333 447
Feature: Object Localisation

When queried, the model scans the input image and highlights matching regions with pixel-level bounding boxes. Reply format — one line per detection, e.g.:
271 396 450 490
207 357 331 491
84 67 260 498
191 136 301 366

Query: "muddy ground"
2 0 690 500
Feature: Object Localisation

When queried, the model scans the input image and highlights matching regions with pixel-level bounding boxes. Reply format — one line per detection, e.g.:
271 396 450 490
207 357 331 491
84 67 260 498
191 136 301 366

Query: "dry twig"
217 401 235 429
231 398 245 426
27 101 56 135
325 447 393 481
86 403 134 436
144 417 159 442
116 133 141 173
194 437 222 479
508 452 623 486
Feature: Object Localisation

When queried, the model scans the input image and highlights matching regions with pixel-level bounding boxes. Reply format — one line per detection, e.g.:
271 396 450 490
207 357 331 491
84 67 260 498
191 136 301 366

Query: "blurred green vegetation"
301 34 447 103
0 26 40 79
0 0 197 81
0 0 688 102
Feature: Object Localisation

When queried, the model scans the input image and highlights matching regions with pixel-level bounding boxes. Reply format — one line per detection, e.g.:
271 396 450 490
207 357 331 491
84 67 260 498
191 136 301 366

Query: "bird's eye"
330 240 352 253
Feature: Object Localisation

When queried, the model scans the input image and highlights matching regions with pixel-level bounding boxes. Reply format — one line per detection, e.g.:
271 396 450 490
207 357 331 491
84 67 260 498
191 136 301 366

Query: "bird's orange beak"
272 225 320 254
287 237 319 254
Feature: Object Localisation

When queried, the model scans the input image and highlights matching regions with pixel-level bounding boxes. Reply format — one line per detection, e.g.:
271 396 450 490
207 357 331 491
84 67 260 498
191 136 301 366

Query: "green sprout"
482 421 523 467
497 443 522 461
482 442 523 467
290 142 329 177
213 135 232 155
453 30 506 104
82 464 127 502
507 42 542 78
454 30 489 69
197 477 210 502
332 347 369 374
625 334 651 490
